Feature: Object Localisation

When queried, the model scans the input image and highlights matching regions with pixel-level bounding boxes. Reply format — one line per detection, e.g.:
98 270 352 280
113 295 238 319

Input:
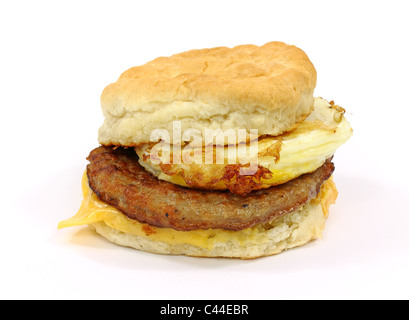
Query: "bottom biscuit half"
59 172 337 259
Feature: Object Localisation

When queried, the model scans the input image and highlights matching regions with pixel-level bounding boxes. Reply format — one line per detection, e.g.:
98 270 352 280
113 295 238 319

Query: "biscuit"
98 41 317 146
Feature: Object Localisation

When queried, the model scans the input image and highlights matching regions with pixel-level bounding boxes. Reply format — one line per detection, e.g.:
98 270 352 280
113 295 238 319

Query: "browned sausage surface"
87 146 334 231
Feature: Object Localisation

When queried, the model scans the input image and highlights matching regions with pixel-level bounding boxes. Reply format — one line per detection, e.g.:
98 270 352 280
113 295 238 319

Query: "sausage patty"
87 146 335 231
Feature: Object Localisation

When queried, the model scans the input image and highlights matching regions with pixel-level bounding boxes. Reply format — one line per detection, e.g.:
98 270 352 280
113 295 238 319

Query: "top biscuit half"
98 41 317 146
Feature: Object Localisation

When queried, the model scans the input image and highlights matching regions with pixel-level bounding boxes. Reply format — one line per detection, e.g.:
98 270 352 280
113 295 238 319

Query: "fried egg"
135 97 352 194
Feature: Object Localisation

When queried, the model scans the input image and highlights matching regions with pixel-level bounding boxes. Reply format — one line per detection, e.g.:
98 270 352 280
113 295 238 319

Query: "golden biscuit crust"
99 41 317 146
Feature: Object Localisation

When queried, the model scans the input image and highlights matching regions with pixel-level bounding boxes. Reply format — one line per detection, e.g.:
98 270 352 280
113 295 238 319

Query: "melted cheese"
58 172 336 250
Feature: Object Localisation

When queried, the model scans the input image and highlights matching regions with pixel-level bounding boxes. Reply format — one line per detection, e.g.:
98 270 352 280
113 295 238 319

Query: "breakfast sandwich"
59 41 352 259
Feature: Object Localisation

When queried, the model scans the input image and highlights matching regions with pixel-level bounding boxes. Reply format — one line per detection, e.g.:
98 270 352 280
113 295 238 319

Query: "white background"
1 0 408 300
